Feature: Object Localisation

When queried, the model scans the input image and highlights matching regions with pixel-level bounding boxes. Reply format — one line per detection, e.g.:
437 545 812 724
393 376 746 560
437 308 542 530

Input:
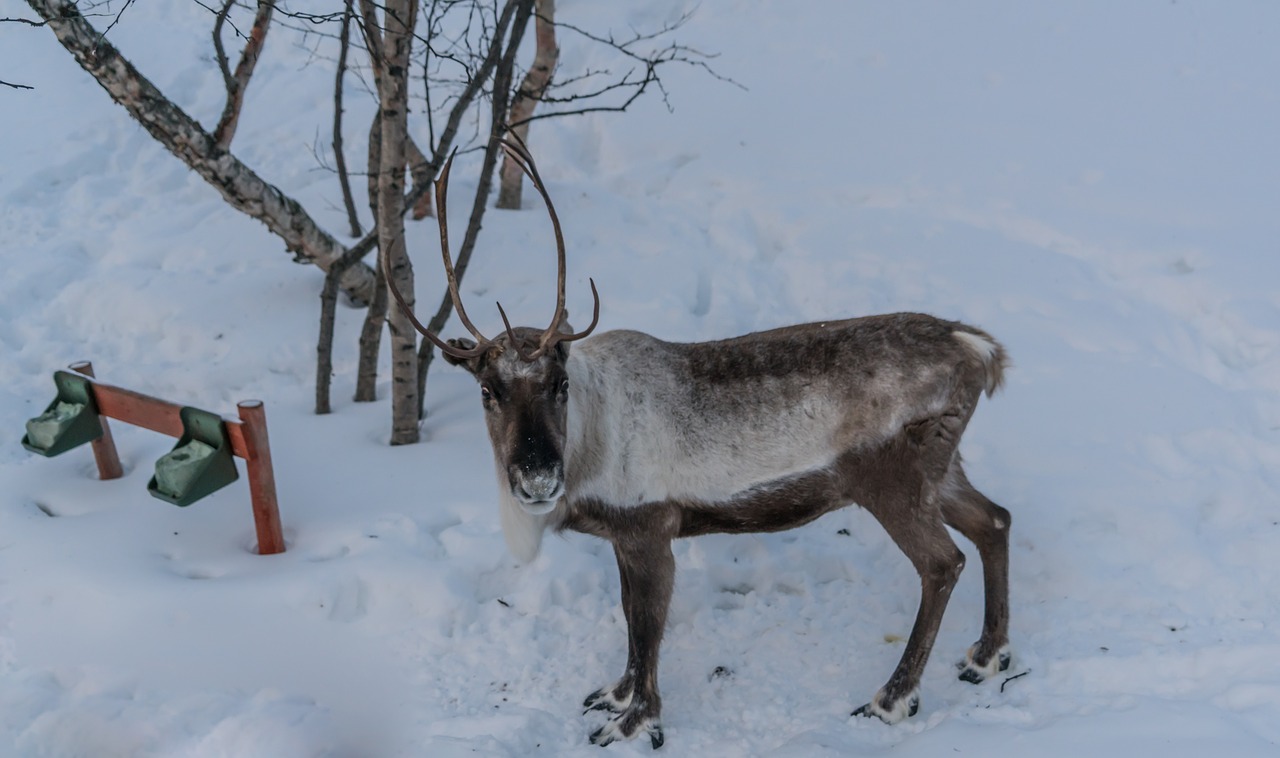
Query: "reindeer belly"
628 408 851 508
676 462 848 536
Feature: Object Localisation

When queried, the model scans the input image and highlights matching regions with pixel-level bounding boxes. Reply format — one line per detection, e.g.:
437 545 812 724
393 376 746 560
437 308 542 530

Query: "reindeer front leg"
587 536 674 749
583 550 639 714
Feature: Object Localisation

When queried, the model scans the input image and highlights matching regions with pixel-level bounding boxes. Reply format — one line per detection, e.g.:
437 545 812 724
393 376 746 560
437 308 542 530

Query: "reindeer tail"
952 327 1009 397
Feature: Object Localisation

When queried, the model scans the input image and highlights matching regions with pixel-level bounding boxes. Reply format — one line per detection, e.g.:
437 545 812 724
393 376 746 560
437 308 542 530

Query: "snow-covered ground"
2 1 1278 755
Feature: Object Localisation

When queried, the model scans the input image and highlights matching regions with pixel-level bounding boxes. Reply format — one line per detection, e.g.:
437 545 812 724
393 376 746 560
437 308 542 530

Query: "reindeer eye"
557 379 569 401
480 386 493 402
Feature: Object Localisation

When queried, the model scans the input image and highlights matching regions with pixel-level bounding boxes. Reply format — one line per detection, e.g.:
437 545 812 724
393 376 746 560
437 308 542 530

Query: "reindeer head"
384 137 599 516
442 327 572 513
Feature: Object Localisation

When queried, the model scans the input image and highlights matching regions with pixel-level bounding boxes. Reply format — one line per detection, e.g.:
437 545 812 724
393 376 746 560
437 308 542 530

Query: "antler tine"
556 277 601 342
496 300 538 362
498 135 599 359
435 150 490 346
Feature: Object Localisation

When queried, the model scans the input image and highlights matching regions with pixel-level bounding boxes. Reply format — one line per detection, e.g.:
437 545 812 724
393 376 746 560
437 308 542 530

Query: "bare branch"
95 0 135 44
332 0 362 237
497 0 556 209
212 0 234 91
25 0 376 302
213 0 275 149
2 79 35 90
346 0 524 265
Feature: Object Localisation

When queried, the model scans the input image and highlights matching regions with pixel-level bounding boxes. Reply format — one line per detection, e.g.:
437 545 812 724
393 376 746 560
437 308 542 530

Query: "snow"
2 0 1279 755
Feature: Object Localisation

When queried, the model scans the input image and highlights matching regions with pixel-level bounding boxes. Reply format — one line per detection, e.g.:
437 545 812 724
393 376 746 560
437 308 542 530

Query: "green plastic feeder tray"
22 371 105 457
147 406 239 507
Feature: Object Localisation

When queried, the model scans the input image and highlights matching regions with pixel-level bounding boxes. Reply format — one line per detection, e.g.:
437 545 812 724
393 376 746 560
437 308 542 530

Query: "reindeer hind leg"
843 434 966 722
939 462 1012 683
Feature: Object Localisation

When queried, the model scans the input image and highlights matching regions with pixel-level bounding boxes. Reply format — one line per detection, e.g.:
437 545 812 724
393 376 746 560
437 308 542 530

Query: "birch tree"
20 0 728 444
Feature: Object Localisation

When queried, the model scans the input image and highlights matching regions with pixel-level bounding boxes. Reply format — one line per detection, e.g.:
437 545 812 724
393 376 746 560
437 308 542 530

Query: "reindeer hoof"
957 643 1011 684
589 718 663 749
588 700 662 748
589 724 614 747
852 689 919 723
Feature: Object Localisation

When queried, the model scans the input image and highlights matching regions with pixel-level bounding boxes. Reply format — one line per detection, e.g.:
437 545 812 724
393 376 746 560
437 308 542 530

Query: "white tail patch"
952 329 1008 397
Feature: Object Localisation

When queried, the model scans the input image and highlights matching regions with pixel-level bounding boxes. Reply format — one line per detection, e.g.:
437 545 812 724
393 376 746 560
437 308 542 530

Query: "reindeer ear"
557 308 573 335
553 310 574 361
442 338 485 375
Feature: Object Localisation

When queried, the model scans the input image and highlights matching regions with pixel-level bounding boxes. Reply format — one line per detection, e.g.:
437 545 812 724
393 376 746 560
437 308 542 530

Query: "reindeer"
387 139 1013 749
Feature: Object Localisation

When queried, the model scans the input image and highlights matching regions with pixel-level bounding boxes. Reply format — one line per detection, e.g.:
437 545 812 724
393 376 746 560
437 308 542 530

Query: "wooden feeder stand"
23 362 286 555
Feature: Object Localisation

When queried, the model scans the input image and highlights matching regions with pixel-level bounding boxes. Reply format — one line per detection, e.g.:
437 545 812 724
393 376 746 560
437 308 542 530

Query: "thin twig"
94 0 135 47
1000 670 1030 693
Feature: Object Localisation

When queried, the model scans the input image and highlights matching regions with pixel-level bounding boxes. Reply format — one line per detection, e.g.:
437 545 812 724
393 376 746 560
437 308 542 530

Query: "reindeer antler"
496 133 600 361
380 149 488 360
381 137 599 363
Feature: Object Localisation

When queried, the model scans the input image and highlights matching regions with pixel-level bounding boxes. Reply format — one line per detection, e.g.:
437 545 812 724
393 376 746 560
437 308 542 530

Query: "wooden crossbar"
68 361 286 555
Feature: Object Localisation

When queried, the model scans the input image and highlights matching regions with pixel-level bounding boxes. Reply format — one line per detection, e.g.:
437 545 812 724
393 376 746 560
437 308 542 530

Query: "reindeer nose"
514 468 564 504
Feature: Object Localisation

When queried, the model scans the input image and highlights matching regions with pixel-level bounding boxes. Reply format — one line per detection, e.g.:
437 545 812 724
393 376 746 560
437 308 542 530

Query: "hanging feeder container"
22 370 105 457
147 406 239 507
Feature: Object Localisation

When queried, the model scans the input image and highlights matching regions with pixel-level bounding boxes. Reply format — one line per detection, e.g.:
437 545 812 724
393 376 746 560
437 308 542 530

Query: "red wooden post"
68 361 124 480
236 400 286 555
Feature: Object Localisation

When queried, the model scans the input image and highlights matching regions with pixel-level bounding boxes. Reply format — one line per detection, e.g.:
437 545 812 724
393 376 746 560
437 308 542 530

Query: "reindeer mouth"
512 475 564 516
517 497 560 516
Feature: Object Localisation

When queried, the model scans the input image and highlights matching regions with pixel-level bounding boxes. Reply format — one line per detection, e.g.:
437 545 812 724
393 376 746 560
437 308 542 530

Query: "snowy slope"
1 1 1278 756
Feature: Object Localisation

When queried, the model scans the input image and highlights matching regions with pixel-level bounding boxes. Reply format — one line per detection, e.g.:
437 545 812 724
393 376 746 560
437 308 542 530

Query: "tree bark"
497 0 556 209
26 0 376 304
376 0 420 445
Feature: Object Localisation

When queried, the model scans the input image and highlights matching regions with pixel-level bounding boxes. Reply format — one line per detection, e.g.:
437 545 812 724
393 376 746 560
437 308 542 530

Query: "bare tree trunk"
316 270 339 414
417 0 535 416
333 0 362 237
316 240 375 414
213 0 275 150
354 257 388 402
25 0 376 303
497 0 557 209
359 0 432 221
376 0 420 445
318 94 381 412
354 109 386 402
